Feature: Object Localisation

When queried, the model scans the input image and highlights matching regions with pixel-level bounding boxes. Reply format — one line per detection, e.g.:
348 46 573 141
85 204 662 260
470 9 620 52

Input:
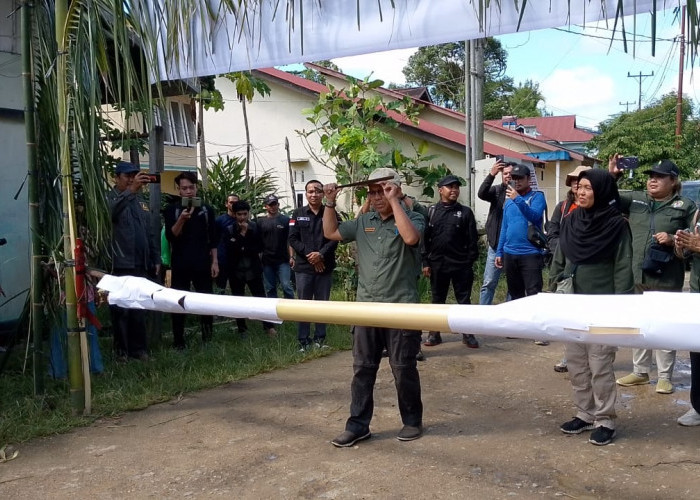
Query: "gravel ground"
2 334 699 499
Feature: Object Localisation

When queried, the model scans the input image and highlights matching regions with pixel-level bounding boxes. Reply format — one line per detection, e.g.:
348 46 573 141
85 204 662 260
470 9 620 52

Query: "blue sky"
310 7 694 130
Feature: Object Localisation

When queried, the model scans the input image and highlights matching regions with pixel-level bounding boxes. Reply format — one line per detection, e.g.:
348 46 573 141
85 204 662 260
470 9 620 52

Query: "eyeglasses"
367 189 384 197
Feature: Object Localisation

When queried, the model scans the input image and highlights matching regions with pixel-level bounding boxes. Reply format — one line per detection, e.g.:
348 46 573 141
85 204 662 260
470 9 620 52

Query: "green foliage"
197 75 225 111
298 76 450 202
587 93 700 190
503 80 545 118
223 71 271 103
333 239 358 302
401 39 545 119
290 60 342 84
198 155 278 215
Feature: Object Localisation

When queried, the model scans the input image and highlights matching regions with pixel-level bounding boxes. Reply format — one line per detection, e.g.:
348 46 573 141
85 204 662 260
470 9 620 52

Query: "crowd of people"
108 157 700 448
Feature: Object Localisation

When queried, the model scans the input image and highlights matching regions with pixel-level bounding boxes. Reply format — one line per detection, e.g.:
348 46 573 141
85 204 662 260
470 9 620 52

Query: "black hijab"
559 169 627 265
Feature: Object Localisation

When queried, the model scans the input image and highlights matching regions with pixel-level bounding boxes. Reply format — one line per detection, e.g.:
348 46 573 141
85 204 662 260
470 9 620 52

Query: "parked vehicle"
682 180 700 209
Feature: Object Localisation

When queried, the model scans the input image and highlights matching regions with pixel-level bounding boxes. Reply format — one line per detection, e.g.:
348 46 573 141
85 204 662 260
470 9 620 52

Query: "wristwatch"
324 201 336 208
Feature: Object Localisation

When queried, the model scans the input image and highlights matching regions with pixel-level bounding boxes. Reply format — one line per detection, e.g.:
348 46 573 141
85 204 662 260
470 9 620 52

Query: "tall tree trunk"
56 0 85 414
242 99 250 186
22 0 45 396
198 98 209 189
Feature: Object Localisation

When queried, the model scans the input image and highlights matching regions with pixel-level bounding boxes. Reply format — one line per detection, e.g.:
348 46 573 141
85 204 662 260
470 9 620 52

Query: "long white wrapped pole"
98 275 699 351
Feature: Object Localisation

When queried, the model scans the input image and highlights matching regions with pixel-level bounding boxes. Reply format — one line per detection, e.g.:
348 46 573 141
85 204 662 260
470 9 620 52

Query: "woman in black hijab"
550 168 634 446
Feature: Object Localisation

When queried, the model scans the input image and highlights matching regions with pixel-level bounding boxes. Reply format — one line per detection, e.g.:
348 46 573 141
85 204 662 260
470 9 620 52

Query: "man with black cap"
257 194 294 307
610 156 696 394
494 163 547 322
108 160 160 361
421 174 479 348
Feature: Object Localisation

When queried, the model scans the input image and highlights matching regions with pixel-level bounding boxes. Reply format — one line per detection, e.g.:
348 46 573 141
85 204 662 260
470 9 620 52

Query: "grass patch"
0 318 351 444
1 244 514 445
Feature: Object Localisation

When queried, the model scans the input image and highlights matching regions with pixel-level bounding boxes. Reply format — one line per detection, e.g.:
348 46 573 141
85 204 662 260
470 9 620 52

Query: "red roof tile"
483 116 596 143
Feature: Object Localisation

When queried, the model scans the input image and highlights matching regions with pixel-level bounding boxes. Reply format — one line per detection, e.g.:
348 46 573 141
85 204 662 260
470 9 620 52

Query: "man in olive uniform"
323 167 425 447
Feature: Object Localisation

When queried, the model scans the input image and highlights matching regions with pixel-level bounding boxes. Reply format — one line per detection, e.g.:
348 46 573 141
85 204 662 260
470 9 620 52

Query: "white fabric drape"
149 0 659 81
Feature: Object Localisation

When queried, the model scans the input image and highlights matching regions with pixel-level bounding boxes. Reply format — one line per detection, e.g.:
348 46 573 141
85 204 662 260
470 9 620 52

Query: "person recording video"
108 161 160 361
163 171 218 349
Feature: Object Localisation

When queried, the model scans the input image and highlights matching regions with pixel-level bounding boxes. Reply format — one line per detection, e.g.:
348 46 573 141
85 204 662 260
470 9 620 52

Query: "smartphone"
495 154 504 162
145 173 161 183
181 197 202 208
508 180 516 189
616 156 639 170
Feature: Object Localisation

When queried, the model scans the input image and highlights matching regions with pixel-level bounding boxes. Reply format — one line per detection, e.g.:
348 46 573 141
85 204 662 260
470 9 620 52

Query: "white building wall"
204 76 471 214
204 77 340 211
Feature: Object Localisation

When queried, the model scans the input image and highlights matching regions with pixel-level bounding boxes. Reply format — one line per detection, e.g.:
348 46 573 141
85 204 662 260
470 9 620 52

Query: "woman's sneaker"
560 417 594 434
589 426 615 446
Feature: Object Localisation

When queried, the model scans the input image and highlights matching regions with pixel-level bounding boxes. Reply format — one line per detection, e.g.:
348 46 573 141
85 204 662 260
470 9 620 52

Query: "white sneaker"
677 408 700 426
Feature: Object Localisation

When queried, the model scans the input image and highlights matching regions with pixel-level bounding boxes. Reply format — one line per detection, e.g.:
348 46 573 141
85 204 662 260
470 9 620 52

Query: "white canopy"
150 0 660 81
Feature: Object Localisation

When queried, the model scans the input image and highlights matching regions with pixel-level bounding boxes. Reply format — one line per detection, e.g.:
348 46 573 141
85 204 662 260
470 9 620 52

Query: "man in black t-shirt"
257 195 294 299
163 171 218 349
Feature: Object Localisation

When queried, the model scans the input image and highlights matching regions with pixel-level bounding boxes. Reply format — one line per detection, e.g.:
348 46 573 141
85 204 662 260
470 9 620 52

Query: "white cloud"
332 48 416 86
540 67 616 127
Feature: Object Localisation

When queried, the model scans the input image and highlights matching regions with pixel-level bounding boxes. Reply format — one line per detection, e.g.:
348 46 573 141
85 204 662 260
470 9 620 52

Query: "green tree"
401 40 545 118
586 93 700 190
290 60 342 84
298 76 451 204
198 155 278 216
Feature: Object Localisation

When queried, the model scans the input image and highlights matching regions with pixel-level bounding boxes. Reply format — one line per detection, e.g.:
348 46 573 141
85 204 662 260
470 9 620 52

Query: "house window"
154 101 196 147
296 193 304 207
293 169 305 183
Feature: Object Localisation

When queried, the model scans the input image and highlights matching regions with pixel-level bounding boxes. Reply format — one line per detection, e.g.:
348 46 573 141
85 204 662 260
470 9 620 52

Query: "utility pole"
464 40 472 206
619 101 636 113
627 71 654 111
468 39 485 207
675 5 686 149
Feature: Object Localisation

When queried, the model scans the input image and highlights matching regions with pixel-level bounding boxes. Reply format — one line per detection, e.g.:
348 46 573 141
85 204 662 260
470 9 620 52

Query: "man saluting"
322 167 425 447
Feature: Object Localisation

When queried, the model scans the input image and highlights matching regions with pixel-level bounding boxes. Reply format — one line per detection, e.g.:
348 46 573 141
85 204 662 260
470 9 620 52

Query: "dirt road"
2 334 699 499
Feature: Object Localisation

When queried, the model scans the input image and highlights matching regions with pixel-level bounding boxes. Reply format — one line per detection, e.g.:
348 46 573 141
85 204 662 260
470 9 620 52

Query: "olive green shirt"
619 191 696 290
549 225 634 295
338 209 425 303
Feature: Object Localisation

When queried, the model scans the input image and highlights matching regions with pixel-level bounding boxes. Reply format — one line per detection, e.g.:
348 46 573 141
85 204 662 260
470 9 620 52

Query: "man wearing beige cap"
323 167 425 447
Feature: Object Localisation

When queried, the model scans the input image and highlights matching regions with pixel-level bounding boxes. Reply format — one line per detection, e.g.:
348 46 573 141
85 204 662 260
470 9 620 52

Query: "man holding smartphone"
494 164 547 326
108 160 160 361
477 158 513 306
163 171 219 349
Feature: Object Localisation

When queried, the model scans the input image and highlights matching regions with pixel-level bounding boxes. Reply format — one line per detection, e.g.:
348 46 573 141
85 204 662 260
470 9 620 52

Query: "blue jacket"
496 190 546 257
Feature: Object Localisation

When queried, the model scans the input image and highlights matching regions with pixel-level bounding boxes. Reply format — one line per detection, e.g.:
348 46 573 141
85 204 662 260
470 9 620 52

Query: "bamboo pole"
56 0 85 414
22 0 45 395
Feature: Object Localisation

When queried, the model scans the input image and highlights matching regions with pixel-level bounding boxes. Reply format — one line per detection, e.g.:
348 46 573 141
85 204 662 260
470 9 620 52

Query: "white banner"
149 0 661 81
